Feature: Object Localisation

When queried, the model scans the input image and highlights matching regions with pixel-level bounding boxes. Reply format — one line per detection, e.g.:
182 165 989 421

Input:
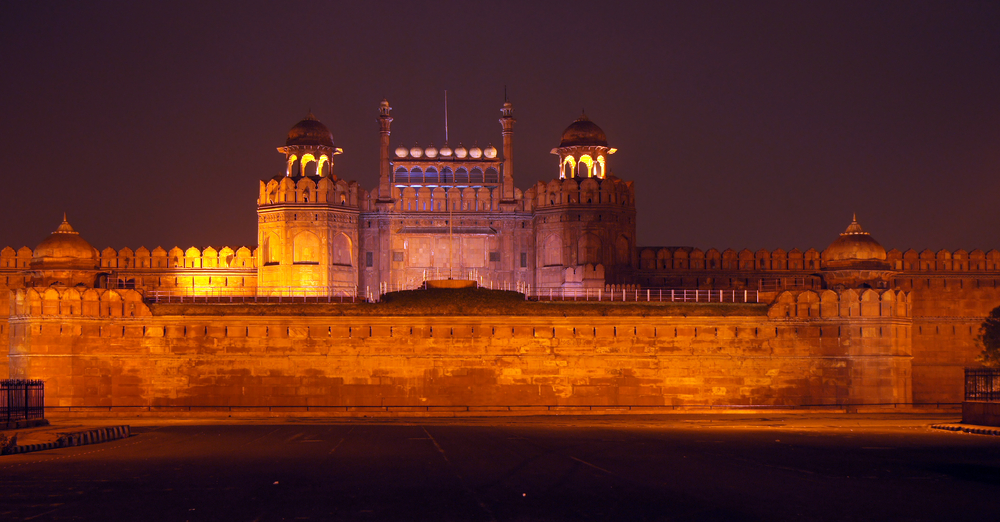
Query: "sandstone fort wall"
7 287 911 409
4 247 996 405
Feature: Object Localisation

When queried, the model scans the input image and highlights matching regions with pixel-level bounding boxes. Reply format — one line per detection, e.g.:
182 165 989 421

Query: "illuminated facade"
257 100 637 298
1 97 999 410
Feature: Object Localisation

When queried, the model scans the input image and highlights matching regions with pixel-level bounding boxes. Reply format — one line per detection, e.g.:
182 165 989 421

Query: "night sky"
2 1 998 254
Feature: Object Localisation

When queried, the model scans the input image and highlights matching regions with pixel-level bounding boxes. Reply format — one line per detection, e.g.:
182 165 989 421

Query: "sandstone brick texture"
7 288 913 409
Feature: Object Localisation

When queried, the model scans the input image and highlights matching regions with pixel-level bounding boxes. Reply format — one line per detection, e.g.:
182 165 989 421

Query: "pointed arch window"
561 156 575 179
578 155 594 178
543 235 563 266
293 232 319 264
300 153 317 176
333 233 353 266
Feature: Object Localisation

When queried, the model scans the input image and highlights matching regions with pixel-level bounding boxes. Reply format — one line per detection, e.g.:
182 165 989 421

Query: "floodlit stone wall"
633 252 1000 404
4 251 999 404
7 287 912 409
895 277 1000 403
0 292 9 380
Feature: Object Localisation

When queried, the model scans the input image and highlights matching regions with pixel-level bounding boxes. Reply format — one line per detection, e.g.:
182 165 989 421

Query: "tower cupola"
821 214 895 289
551 112 617 179
822 214 890 269
29 214 100 287
277 112 342 178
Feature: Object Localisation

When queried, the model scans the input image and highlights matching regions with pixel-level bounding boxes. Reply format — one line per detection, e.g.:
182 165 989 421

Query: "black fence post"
965 368 1000 402
0 379 45 423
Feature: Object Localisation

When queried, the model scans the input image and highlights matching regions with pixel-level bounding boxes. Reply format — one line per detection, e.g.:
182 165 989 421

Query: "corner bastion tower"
534 113 636 289
257 113 362 296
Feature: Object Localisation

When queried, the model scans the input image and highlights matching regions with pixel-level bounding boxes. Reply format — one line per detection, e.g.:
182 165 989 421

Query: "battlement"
10 287 150 318
887 248 1000 271
525 176 635 210
99 245 257 270
0 247 34 269
2 245 258 271
259 176 366 208
637 246 1000 273
768 289 909 319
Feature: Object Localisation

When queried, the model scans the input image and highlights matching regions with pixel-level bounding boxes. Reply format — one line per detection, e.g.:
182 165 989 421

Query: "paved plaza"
1 414 998 521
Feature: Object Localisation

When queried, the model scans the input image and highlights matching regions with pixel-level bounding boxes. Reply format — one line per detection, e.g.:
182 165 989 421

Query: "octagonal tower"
532 114 636 290
257 114 361 296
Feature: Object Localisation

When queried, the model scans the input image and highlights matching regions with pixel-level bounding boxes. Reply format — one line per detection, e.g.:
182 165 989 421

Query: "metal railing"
1 379 45 423
143 285 761 305
966 368 1000 402
757 277 820 292
144 287 760 305
146 289 357 304
528 288 760 304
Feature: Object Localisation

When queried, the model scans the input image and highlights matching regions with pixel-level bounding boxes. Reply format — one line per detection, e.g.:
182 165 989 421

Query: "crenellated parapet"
525 176 635 210
768 289 910 320
639 217 1000 279
639 247 823 272
97 245 257 269
0 247 34 269
258 176 365 209
10 287 150 318
4 244 259 272
91 246 259 296
636 246 1000 274
888 248 1000 272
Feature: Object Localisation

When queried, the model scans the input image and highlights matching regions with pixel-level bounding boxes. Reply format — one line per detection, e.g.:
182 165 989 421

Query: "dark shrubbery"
977 306 1000 367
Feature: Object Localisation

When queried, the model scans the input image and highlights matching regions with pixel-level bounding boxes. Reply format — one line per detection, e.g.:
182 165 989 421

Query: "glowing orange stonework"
0 100 994 410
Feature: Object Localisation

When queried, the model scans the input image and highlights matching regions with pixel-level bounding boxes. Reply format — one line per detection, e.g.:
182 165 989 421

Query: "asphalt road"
1 415 998 521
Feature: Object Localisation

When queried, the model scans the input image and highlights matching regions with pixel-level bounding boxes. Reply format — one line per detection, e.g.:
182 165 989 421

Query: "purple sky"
1 1 998 254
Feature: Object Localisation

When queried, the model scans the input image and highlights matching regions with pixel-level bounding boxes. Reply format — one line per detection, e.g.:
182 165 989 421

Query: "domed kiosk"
559 114 609 148
285 113 334 148
550 112 617 179
29 215 99 287
276 112 342 178
821 215 894 289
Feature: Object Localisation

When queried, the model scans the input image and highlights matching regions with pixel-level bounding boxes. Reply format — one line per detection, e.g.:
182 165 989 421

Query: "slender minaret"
377 98 393 204
499 98 516 202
